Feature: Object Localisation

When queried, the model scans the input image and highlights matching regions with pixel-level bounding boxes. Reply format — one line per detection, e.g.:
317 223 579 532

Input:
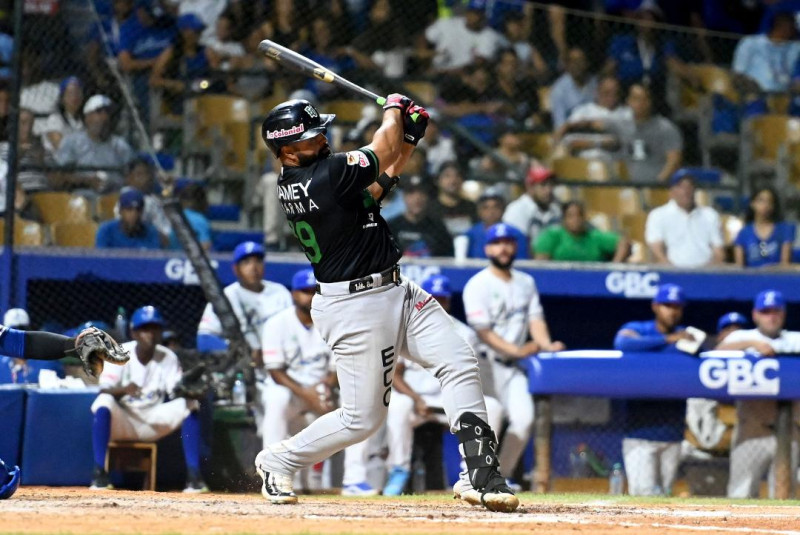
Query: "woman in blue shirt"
734 187 795 268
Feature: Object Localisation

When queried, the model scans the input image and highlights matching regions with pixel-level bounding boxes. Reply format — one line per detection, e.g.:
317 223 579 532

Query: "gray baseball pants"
255 278 489 477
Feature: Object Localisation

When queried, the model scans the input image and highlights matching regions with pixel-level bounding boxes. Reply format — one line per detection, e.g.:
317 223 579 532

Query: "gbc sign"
699 358 780 396
165 258 219 285
605 271 660 298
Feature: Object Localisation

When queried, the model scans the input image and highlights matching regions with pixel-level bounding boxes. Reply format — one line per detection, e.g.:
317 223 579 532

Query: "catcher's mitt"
65 327 130 378
172 364 211 399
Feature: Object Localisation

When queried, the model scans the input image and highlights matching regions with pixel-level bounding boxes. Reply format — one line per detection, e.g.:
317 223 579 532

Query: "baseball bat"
258 39 418 119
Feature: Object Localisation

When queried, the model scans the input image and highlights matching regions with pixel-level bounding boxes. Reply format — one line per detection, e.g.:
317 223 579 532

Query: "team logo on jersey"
345 151 369 167
266 124 305 139
414 296 434 311
304 104 318 118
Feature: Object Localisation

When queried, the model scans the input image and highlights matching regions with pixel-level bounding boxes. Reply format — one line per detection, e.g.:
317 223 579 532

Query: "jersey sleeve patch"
345 151 370 167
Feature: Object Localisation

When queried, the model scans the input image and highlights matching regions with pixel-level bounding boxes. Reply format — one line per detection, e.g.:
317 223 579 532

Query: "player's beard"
489 254 514 270
296 144 331 166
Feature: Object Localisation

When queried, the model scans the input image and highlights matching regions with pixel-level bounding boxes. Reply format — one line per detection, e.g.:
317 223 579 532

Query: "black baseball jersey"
277 148 401 283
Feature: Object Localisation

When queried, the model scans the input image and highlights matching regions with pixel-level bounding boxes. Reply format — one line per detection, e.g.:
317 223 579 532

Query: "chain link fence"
0 0 796 497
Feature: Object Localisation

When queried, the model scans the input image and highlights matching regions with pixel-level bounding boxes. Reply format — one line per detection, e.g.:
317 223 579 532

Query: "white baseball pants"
255 279 488 478
91 394 191 442
622 438 681 496
386 391 504 471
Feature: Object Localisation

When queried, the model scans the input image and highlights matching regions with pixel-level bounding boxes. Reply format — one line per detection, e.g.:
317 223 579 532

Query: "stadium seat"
680 65 738 109
721 214 744 246
580 187 641 216
221 121 250 173
106 441 157 491
553 158 627 182
621 213 647 243
258 95 286 116
744 114 800 162
189 95 250 148
403 80 437 105
518 132 553 161
322 100 368 124
642 188 670 209
0 218 46 246
31 192 91 225
586 211 612 232
538 86 551 112
50 221 98 248
96 193 120 222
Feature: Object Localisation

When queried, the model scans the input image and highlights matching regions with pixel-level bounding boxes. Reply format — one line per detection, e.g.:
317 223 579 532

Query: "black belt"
316 265 400 295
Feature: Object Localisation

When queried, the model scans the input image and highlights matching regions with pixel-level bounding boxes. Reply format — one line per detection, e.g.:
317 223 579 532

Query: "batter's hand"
402 105 429 146
383 93 413 114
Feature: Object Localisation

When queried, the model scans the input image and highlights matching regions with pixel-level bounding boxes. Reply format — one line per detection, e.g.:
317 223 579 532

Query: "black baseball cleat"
89 466 113 490
257 467 298 504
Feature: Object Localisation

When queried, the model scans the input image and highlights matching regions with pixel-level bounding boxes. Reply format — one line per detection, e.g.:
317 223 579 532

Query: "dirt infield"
4 487 800 535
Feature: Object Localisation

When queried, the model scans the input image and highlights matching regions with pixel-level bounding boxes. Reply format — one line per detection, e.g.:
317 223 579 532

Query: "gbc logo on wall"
699 358 780 396
605 271 660 298
165 259 219 285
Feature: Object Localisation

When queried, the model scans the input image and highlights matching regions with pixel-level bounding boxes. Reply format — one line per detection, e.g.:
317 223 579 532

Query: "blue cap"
177 13 205 32
755 290 785 311
131 306 164 330
291 268 316 291
59 76 82 95
717 312 748 332
653 283 685 305
119 188 145 210
485 223 516 244
669 169 697 186
233 241 265 264
422 274 451 298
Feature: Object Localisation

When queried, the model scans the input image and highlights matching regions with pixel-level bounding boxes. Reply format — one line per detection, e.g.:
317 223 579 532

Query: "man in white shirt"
90 306 206 493
645 171 724 267
717 290 800 499
383 274 504 499
424 1 504 73
462 223 565 490
261 269 376 496
502 165 561 249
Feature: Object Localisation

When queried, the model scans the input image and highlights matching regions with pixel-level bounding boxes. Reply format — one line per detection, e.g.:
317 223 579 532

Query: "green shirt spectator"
534 201 629 262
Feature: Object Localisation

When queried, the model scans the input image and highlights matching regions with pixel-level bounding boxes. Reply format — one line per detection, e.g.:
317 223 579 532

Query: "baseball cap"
653 283 685 306
478 187 505 204
403 174 429 194
119 189 145 210
669 169 696 187
130 306 164 330
291 268 317 291
59 76 82 96
422 274 451 298
526 165 555 186
233 241 265 264
3 308 29 329
177 13 205 32
83 94 113 115
717 312 748 332
755 290 785 311
486 223 516 244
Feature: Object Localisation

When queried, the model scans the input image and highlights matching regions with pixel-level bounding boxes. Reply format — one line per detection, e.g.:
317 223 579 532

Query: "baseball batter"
717 290 800 498
91 306 207 493
462 223 565 490
0 323 129 499
254 96 518 512
383 274 504 496
262 268 376 496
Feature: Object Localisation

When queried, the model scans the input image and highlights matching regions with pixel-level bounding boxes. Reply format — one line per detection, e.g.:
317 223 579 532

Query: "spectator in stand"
228 26 275 101
503 165 562 247
613 283 693 496
603 2 693 113
300 15 357 100
439 64 504 148
19 49 60 138
150 13 212 113
55 94 134 192
204 10 245 72
471 129 532 185
171 0 227 45
499 13 549 83
417 117 457 176
0 180 43 224
733 12 800 94
348 0 407 79
717 290 800 499
96 189 162 250
465 188 529 259
734 187 795 268
493 49 544 130
261 0 306 52
13 108 53 193
0 22 11 80
86 0 134 98
168 182 211 251
118 0 177 122
42 77 84 154
550 47 597 129
645 171 724 268
612 84 682 184
0 82 9 142
556 75 633 160
534 201 630 262
433 162 477 237
387 175 454 258
380 149 429 223
116 155 171 240
423 0 504 73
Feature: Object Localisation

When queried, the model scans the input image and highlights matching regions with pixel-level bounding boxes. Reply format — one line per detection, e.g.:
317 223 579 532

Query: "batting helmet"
0 458 20 500
130 306 165 330
262 99 335 157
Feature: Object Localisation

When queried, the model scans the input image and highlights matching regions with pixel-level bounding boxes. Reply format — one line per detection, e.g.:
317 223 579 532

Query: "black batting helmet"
262 99 335 157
